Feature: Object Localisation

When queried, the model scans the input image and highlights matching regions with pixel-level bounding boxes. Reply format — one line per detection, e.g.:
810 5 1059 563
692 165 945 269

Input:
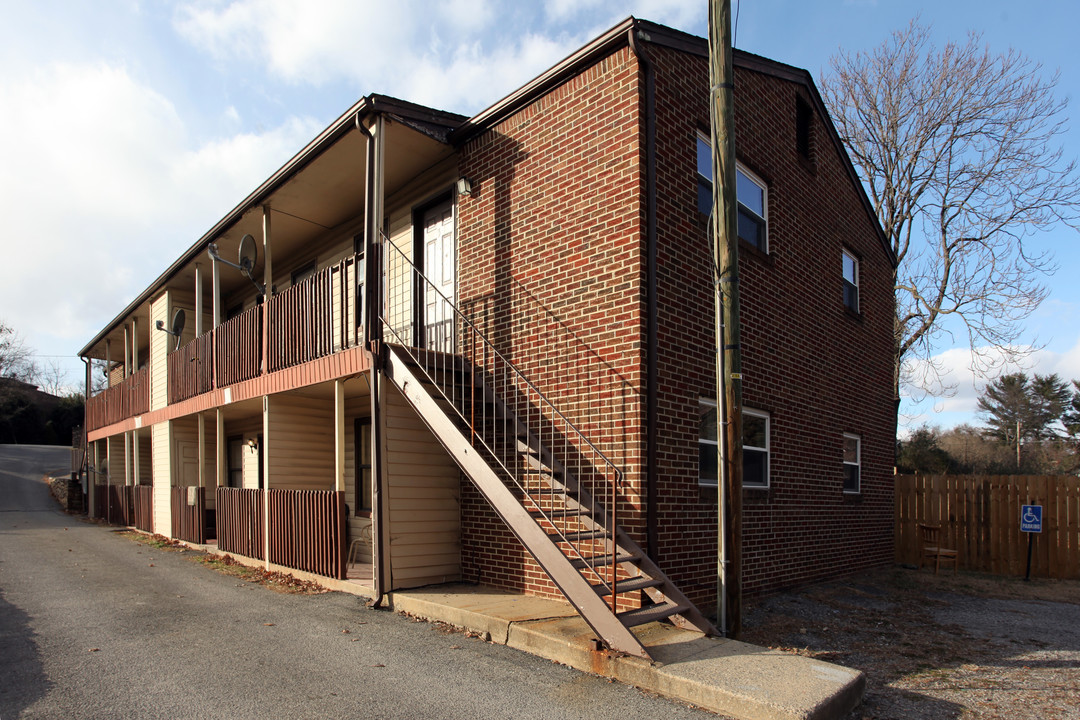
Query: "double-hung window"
698 400 770 489
842 249 859 312
843 433 861 493
696 134 768 252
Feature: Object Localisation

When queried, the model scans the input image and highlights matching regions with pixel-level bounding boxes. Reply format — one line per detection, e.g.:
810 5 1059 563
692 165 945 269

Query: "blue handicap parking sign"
1021 505 1042 533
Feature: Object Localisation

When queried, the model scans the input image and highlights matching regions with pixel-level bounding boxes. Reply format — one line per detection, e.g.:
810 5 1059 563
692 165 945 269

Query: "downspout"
356 109 388 606
81 356 92 513
629 28 660 560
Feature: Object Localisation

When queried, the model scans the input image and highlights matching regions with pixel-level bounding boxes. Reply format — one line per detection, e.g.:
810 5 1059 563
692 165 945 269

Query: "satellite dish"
238 234 258 276
171 308 186 339
206 234 266 296
154 308 187 350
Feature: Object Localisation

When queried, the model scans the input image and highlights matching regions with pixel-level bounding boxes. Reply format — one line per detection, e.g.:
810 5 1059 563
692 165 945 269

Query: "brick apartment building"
80 18 894 659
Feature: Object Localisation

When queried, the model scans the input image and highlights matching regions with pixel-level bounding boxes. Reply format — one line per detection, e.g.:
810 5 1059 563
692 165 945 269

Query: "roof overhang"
80 96 464 359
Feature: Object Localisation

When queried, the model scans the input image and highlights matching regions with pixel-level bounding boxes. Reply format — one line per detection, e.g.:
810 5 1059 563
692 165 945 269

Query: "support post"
212 253 222 328
262 205 272 375
262 395 271 569
710 0 743 638
198 413 206 490
334 380 346 493
195 263 204 337
216 409 225 488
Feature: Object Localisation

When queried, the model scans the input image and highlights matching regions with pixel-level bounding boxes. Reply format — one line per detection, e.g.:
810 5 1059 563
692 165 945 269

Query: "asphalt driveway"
0 445 716 720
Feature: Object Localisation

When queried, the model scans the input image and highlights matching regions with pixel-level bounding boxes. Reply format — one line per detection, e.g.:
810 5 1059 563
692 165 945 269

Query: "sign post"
1021 504 1042 581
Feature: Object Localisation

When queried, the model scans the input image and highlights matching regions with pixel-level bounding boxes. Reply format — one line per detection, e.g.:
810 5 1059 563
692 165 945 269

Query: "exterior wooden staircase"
379 239 716 659
383 342 718 659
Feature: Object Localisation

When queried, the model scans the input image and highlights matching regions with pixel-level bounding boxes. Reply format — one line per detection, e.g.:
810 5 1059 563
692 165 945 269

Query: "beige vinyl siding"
149 293 169 411
343 393 371 560
151 420 171 534
222 415 263 489
106 435 124 485
385 381 461 589
266 394 334 491
171 415 216 493
137 430 152 484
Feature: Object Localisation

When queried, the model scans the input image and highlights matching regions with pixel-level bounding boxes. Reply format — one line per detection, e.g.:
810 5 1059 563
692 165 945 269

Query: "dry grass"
741 567 1080 719
194 554 330 594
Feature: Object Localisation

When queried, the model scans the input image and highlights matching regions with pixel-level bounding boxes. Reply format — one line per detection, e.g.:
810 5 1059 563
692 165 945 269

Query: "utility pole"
710 0 743 638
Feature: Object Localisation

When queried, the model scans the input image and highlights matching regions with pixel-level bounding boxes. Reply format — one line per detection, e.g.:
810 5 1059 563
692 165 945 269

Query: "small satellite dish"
238 234 258 276
171 308 186 339
207 234 266 296
154 308 187 350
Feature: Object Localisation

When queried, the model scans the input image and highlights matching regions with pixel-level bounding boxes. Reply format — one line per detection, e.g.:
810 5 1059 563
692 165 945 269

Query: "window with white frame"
842 249 859 312
696 134 768 252
843 433 861 493
698 400 770 488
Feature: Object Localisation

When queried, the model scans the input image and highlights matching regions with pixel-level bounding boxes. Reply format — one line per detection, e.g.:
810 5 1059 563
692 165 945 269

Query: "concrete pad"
389 584 577 645
507 614 864 720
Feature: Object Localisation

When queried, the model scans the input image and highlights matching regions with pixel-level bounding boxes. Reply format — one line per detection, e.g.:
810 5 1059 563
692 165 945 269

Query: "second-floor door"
423 200 455 353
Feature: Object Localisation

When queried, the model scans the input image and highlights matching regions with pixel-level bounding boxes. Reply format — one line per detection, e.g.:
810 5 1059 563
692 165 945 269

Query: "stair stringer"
385 347 652 659
492 389 720 639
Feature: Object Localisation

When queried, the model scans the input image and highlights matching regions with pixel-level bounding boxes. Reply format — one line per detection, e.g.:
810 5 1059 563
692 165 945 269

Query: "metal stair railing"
381 238 624 607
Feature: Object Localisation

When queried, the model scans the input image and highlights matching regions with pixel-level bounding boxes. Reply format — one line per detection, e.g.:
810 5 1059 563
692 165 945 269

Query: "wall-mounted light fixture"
246 437 259 453
455 177 473 197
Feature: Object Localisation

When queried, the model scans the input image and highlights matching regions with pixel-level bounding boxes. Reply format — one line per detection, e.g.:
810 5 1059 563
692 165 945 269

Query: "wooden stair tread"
618 600 689 628
570 551 639 570
592 576 664 597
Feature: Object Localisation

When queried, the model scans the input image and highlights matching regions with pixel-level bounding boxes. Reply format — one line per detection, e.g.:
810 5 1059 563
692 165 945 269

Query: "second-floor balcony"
168 253 362 406
86 254 362 432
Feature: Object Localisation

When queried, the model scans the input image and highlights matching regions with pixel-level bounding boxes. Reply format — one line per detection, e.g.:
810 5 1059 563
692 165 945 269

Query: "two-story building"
79 18 895 660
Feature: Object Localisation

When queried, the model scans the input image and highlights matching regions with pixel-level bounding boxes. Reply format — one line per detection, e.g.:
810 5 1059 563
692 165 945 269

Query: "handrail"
381 238 623 605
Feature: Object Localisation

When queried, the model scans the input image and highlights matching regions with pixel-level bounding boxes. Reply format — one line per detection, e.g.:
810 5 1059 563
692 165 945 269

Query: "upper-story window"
696 134 768 253
842 249 859 312
795 95 813 161
843 433 861 493
698 400 770 489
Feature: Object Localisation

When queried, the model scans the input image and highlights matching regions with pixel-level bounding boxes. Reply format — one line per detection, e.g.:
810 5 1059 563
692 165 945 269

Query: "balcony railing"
215 305 263 386
268 255 361 372
168 332 214 404
85 366 150 431
89 254 362 429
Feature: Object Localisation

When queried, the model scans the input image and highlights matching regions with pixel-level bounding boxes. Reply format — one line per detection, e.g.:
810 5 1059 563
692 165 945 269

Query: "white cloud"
172 0 705 114
0 59 320 365
901 337 1080 430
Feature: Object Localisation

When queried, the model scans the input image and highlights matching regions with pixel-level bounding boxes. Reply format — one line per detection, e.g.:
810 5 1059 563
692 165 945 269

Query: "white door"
423 201 455 352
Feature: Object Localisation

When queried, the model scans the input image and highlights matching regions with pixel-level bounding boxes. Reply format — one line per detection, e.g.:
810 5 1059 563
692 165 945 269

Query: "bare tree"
823 21 1080 399
38 359 73 396
0 321 38 381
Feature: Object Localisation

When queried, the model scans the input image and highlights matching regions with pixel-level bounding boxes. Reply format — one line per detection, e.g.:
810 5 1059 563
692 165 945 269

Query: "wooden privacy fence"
170 486 208 544
896 475 1080 579
133 485 153 532
92 485 134 525
216 487 265 560
268 489 347 580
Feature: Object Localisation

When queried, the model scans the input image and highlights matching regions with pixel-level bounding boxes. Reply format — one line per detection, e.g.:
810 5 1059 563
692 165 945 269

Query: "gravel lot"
741 566 1080 719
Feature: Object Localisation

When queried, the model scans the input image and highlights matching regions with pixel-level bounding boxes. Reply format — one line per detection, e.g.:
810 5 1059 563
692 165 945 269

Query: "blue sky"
1 1 1077 433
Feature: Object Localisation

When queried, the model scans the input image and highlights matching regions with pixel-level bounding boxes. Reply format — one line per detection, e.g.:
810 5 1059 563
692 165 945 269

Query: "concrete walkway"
179 546 864 720
389 584 864 720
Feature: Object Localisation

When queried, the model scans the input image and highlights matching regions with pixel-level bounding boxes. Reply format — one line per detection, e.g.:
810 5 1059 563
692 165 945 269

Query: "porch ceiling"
83 115 457 360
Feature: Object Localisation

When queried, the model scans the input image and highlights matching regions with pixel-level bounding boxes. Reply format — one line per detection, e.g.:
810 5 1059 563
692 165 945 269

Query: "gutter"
628 28 660 561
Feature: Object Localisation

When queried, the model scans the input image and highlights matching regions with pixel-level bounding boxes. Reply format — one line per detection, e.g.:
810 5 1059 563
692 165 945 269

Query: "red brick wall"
453 39 895 609
649 46 896 607
456 47 648 601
